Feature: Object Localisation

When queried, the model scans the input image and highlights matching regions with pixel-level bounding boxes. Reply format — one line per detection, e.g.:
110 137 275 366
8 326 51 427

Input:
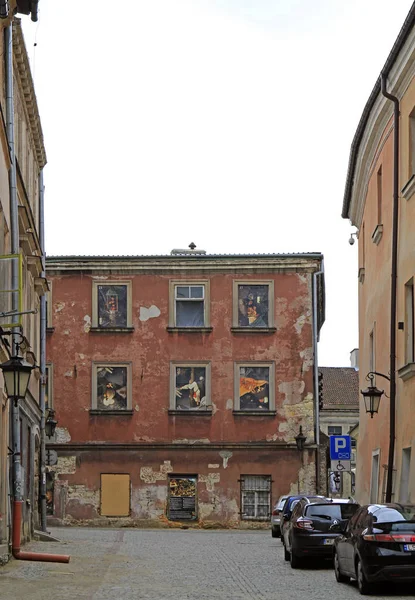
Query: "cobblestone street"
0 528 413 600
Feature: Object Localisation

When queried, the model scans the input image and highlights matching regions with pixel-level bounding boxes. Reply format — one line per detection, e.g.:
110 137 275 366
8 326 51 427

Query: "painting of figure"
237 285 269 327
96 366 128 410
98 285 127 327
175 366 207 410
239 366 270 410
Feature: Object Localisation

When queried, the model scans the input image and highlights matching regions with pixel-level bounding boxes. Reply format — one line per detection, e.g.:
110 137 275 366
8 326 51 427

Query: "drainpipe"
39 169 47 532
312 259 324 494
5 24 70 564
380 74 399 504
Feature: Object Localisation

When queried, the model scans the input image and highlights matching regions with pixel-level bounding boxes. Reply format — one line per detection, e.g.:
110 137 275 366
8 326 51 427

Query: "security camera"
348 235 355 245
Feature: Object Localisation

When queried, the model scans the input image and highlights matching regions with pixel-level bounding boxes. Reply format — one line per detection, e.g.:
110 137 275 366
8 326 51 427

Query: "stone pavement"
0 527 413 599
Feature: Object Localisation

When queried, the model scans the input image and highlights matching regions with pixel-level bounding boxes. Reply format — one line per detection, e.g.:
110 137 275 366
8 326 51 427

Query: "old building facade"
0 10 47 561
45 251 324 527
342 5 415 504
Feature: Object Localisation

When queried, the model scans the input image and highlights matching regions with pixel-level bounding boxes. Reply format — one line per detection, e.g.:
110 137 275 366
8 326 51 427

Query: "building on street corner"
45 249 325 527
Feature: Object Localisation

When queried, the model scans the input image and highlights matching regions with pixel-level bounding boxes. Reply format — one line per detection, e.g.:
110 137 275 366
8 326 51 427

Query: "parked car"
280 494 326 549
271 495 289 538
333 503 415 595
283 497 359 569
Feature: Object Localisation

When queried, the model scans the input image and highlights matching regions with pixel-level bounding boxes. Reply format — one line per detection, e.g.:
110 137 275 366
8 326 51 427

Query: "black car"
333 503 415 595
280 494 325 545
283 498 359 568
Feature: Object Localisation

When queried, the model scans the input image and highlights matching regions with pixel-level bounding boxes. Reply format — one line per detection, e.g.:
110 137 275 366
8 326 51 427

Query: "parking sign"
329 435 351 461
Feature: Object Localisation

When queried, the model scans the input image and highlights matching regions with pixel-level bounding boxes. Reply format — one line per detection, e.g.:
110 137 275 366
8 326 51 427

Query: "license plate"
323 538 335 545
403 544 415 551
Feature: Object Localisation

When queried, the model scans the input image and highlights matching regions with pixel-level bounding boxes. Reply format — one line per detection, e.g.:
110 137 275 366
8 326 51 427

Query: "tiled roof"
320 367 359 409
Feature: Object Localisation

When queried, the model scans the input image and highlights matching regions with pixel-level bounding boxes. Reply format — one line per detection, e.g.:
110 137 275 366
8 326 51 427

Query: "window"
370 450 380 504
45 281 53 329
167 475 197 521
91 363 132 413
240 475 271 521
234 362 275 412
91 281 132 330
399 448 412 504
232 281 274 330
328 426 342 436
100 474 130 516
170 363 211 412
45 363 53 410
168 281 210 329
405 279 414 364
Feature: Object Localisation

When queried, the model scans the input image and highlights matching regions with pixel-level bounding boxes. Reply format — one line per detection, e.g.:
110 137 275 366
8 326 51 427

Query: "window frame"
327 426 342 436
45 363 53 411
91 362 133 414
234 361 276 414
45 280 53 330
232 280 275 332
240 474 271 521
91 280 133 331
169 361 211 414
168 280 211 331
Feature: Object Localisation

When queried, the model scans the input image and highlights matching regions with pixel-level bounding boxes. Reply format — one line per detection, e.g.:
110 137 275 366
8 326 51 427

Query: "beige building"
0 6 47 562
342 5 415 504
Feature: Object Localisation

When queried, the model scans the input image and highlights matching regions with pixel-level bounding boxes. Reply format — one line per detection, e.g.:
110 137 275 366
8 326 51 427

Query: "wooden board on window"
100 474 130 516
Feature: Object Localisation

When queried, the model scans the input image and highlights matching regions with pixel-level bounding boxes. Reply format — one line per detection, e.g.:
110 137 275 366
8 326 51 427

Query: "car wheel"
290 549 301 569
283 544 290 561
271 528 279 538
357 558 373 595
334 551 350 583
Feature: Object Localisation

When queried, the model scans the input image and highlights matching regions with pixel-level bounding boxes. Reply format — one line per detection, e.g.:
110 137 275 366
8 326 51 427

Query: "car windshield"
305 503 359 520
372 506 415 524
278 497 288 509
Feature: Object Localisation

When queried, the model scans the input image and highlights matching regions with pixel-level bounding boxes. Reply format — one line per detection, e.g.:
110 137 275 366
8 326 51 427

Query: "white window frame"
369 449 380 504
169 361 211 411
168 280 210 329
232 280 275 330
240 475 271 521
91 280 132 329
234 362 275 412
91 362 132 412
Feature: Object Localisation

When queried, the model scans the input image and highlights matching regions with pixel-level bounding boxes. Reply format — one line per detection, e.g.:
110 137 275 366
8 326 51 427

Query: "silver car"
271 495 289 538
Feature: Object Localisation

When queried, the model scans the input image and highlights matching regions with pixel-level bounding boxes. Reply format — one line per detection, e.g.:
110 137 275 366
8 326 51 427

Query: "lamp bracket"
366 371 391 383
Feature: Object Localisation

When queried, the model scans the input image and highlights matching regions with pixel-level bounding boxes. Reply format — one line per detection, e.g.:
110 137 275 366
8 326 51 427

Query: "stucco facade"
342 6 415 505
45 252 324 527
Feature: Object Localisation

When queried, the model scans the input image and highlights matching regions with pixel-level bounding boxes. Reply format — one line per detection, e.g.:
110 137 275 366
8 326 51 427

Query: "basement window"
240 475 271 521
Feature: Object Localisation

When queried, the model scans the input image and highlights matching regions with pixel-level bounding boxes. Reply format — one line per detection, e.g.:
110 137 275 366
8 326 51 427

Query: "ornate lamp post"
0 355 34 405
45 408 58 438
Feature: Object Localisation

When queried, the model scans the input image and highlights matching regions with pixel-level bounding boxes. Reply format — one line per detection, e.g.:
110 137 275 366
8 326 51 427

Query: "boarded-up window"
100 474 130 517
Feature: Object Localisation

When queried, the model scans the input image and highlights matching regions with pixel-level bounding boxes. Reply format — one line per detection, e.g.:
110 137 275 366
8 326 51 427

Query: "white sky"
22 0 415 367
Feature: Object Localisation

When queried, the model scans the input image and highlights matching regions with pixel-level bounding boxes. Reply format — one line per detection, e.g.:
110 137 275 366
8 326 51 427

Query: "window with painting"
92 364 132 411
171 364 211 411
235 363 274 411
233 281 274 329
92 282 132 329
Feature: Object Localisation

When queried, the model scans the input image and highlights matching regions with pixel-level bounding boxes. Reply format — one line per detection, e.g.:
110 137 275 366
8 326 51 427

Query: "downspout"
39 170 47 532
5 24 69 564
380 74 399 504
312 259 324 494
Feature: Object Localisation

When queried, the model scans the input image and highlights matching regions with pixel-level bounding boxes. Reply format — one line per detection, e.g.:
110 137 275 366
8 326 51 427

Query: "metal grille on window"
240 475 271 520
175 285 204 327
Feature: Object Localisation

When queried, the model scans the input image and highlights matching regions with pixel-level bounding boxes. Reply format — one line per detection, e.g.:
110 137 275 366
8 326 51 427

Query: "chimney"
350 348 359 370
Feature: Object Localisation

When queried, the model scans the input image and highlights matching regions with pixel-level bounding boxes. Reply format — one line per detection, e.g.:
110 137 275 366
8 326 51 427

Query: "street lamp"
0 355 34 405
360 371 390 418
45 408 58 438
295 426 307 451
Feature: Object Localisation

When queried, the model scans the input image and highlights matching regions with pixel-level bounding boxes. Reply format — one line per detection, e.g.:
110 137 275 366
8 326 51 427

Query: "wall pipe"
39 169 47 531
380 74 399 504
312 259 324 494
5 23 70 563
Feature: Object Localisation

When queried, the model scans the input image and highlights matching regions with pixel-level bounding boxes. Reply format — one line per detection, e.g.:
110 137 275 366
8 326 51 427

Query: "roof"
46 252 323 260
342 1 415 219
320 367 359 409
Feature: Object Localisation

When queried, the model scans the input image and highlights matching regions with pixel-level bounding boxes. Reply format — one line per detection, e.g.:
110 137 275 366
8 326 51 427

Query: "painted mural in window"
168 475 197 521
237 284 269 327
239 366 270 410
96 366 128 410
175 285 204 327
97 285 127 328
46 471 54 515
175 366 208 410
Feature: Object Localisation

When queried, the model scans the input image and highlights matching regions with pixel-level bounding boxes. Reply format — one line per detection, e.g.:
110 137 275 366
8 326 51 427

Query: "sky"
21 0 415 367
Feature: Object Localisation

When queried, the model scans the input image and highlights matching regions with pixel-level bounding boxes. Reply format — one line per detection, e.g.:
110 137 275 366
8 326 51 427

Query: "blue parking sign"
330 435 351 461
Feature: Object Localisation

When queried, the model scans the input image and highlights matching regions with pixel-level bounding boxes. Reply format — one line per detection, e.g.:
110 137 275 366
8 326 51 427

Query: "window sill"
233 410 276 416
89 409 134 416
230 327 276 334
397 362 415 381
168 409 212 415
371 224 383 245
166 327 213 333
402 174 415 200
358 267 365 284
90 327 134 333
